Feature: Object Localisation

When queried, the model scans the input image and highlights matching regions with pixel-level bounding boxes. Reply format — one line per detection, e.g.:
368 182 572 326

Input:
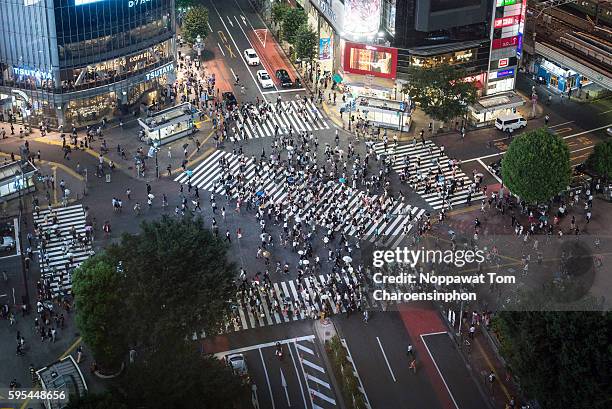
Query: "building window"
383 0 396 36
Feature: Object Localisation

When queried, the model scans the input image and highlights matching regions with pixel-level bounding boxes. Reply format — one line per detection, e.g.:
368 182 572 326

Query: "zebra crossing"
228 99 330 142
373 140 485 210
223 273 377 333
176 150 426 248
33 204 93 296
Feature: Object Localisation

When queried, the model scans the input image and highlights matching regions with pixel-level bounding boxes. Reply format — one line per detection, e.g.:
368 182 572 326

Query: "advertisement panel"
319 38 332 60
343 0 382 37
492 36 519 49
494 15 520 28
343 42 397 79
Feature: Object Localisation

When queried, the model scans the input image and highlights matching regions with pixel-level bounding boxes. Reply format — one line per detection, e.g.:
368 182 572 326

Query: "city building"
0 0 177 129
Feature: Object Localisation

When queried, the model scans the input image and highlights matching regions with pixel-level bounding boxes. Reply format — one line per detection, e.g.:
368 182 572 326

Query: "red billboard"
494 15 521 28
492 36 519 49
343 42 398 79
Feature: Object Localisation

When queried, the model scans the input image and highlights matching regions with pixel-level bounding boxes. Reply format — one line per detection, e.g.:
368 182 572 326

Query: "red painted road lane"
247 29 300 87
398 303 456 409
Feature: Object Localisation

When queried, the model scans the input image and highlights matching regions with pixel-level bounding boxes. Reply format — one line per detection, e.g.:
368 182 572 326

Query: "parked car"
495 113 527 132
222 92 238 109
1 236 15 252
257 70 274 89
243 49 260 66
226 353 250 384
275 69 293 88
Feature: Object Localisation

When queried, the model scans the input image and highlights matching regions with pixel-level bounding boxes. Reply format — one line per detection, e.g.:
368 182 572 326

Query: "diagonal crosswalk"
228 99 330 142
372 141 485 210
32 204 93 297
176 150 426 248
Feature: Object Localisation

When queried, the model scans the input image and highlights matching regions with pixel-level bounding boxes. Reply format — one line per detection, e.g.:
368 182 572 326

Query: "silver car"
226 353 250 384
1 236 15 251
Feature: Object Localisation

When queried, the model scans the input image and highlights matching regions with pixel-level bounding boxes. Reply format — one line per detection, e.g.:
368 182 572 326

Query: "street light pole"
154 140 160 178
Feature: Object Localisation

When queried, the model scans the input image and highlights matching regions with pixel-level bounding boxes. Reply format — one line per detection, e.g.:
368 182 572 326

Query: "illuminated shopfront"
409 48 478 68
0 0 176 128
305 0 344 75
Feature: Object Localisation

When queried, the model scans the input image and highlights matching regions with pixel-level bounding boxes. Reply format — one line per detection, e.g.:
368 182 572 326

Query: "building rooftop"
36 356 87 409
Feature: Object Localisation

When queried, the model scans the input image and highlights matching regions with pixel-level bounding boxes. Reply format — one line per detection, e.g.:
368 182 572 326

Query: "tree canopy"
182 6 210 44
494 311 612 409
272 0 290 26
72 255 127 369
295 25 318 62
72 216 243 407
175 0 195 10
402 64 478 123
586 139 612 179
65 392 128 409
501 127 571 203
282 7 307 45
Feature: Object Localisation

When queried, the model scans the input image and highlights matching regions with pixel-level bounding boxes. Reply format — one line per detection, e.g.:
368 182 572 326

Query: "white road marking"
310 389 336 405
295 343 314 356
232 14 279 93
376 336 397 382
226 15 234 27
478 158 502 184
230 67 237 81
307 373 331 389
549 120 574 128
213 335 315 357
259 349 276 409
420 333 460 409
207 21 213 32
211 2 266 101
341 338 371 408
301 358 325 373
14 217 20 256
262 88 308 94
217 42 226 57
288 342 309 409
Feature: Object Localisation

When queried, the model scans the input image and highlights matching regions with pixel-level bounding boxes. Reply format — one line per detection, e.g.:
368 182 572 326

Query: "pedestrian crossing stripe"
372 141 485 210
176 150 426 248
32 204 93 296
216 272 377 334
229 99 329 142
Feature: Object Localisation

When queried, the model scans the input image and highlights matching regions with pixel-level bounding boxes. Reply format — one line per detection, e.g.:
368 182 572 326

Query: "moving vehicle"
257 70 274 89
1 236 15 252
495 113 527 132
243 49 260 66
275 69 293 88
226 353 250 384
222 92 237 109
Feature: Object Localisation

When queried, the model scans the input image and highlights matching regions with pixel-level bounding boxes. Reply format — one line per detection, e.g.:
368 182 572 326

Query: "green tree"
494 311 612 409
501 127 571 203
586 139 612 179
121 343 248 409
182 6 210 44
295 25 318 63
282 7 307 45
72 255 128 370
402 64 477 125
272 0 290 27
116 216 236 347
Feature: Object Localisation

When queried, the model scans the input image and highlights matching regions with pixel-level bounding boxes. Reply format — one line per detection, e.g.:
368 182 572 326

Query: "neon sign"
494 16 520 29
145 63 174 81
12 67 52 81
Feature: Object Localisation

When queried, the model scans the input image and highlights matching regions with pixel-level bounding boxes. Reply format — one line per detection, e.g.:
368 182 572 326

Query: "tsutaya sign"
12 66 52 81
145 63 174 81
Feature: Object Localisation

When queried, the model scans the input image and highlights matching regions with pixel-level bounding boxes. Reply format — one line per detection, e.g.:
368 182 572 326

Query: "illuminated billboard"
343 0 382 37
343 42 397 79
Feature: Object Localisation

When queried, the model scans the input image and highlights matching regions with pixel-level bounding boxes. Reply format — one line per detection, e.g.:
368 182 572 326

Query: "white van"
495 114 527 132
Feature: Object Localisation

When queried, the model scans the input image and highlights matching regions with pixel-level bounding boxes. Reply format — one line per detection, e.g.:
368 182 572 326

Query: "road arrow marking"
241 15 247 26
227 15 234 27
280 368 291 407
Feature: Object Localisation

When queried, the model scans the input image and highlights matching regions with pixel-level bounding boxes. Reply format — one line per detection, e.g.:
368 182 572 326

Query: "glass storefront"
410 49 478 68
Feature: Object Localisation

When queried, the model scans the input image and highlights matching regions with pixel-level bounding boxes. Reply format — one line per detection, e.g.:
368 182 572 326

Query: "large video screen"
343 42 398 79
431 0 480 12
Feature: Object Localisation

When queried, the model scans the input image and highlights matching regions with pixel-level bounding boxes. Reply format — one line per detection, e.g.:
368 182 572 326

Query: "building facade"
0 0 176 128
